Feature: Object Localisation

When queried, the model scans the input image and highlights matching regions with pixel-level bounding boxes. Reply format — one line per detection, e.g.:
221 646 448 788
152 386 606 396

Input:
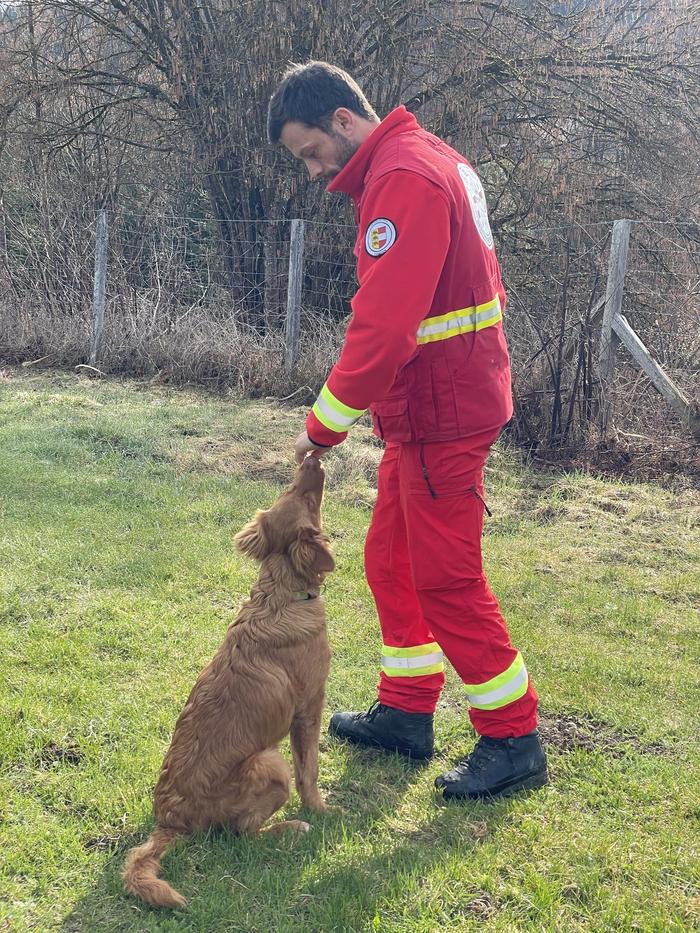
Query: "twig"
263 386 313 402
75 364 106 377
21 354 54 367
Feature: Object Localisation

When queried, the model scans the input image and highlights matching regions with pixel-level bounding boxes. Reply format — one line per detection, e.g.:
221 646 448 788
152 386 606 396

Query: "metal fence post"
0 193 7 264
285 218 305 372
598 218 631 433
90 207 109 366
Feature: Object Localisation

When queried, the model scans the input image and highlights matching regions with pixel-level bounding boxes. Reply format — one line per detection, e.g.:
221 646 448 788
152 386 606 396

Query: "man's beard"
323 131 360 181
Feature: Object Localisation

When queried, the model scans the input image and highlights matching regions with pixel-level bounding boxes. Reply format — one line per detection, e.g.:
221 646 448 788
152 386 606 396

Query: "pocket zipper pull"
470 486 492 517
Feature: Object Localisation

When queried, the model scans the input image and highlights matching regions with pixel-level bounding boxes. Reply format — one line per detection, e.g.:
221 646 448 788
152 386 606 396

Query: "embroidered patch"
458 163 494 250
365 218 397 257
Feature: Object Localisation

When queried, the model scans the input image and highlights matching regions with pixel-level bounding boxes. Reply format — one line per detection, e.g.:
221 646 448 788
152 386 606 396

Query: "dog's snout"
301 456 321 472
296 456 325 492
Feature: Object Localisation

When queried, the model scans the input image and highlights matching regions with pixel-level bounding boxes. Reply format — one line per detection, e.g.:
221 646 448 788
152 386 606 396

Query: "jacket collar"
326 105 419 198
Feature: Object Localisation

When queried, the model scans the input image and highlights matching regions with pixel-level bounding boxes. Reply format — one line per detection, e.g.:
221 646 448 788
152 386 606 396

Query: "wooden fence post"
89 208 108 366
598 218 631 433
285 218 305 372
0 192 7 264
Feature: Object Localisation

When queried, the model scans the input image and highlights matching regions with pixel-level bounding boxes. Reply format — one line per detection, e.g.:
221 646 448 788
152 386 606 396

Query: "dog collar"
292 591 318 601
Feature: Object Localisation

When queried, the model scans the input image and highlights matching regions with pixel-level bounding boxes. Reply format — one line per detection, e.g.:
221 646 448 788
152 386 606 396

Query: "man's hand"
294 431 330 465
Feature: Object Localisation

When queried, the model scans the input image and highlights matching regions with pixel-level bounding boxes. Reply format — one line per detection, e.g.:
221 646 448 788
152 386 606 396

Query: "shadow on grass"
60 743 515 932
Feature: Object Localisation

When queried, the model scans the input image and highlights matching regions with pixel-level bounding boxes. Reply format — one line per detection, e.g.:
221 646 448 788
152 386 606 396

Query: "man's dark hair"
267 61 376 144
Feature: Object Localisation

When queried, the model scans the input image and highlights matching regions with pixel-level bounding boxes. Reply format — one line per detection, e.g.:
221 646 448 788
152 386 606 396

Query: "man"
267 61 548 799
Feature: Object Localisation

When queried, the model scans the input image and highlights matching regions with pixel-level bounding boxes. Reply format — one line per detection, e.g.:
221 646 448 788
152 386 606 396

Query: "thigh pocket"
405 440 485 498
407 488 486 589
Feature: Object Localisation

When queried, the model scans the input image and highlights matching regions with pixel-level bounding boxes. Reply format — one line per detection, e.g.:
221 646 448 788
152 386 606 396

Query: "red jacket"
306 106 513 447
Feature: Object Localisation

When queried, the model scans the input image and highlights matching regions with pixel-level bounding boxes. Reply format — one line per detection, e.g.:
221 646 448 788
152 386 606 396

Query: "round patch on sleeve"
458 163 494 250
365 218 397 257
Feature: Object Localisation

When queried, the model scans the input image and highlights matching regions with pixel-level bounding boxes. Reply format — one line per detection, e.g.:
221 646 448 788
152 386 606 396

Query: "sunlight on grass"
1 369 698 932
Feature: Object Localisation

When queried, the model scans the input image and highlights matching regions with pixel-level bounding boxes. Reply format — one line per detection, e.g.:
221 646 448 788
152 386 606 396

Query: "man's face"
280 120 359 183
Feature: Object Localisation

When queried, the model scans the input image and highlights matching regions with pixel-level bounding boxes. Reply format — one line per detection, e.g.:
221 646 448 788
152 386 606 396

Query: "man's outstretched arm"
302 171 451 456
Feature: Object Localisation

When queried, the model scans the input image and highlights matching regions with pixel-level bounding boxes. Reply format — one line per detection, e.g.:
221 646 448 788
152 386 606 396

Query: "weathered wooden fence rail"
599 219 700 441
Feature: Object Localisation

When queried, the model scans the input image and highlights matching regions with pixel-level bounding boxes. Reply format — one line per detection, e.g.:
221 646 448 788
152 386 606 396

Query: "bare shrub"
1 0 698 467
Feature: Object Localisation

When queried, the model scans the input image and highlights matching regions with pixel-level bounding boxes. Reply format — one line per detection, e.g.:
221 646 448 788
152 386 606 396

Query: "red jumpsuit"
306 106 538 738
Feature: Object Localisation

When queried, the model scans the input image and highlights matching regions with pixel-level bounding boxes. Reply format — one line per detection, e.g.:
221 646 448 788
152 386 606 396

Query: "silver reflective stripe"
314 394 358 428
381 651 444 670
465 666 528 707
382 651 444 669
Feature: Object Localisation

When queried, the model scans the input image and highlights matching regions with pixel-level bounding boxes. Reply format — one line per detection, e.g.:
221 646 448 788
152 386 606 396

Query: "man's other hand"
294 431 330 464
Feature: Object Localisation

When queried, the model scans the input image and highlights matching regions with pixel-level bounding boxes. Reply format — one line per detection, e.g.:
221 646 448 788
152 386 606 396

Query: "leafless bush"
1 0 699 466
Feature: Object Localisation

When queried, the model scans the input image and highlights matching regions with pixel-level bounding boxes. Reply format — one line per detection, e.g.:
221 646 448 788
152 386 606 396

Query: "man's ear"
333 107 355 134
289 528 335 577
234 511 270 561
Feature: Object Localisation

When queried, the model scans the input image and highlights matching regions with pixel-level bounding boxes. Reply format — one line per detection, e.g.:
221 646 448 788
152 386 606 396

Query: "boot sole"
441 768 549 801
329 724 433 762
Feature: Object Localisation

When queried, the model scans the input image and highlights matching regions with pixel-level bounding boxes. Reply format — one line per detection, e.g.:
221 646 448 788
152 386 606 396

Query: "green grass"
1 368 699 933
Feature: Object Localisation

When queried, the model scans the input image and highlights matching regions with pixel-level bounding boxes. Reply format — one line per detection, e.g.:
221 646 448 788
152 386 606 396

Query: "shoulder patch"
365 218 397 257
457 163 494 250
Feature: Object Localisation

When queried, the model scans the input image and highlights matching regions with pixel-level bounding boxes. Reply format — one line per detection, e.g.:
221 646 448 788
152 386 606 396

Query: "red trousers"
364 431 538 738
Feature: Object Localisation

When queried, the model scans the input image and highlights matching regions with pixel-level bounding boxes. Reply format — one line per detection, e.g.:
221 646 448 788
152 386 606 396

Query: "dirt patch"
539 711 671 758
466 893 497 920
595 497 631 516
84 833 124 852
36 740 84 768
531 503 566 524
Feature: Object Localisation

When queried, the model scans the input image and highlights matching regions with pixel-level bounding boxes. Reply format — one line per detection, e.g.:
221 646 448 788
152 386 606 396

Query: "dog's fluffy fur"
122 457 334 909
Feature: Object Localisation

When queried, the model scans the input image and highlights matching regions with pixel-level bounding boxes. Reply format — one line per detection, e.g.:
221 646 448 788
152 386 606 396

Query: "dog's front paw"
263 819 310 835
306 798 340 815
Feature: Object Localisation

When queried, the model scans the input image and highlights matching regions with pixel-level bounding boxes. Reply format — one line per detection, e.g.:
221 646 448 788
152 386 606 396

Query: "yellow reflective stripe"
381 662 444 678
312 383 366 434
420 297 501 330
381 642 444 678
320 384 365 420
382 642 441 658
463 652 529 710
416 296 502 345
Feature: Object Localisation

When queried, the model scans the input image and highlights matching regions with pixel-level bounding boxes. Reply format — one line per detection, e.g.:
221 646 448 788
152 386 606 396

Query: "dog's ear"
289 527 335 577
234 510 270 561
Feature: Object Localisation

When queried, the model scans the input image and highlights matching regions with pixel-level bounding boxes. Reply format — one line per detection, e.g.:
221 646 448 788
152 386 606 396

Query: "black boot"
329 701 434 761
435 730 548 800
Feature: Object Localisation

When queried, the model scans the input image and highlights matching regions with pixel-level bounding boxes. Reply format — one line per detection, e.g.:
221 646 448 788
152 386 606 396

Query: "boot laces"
362 700 382 722
457 736 501 775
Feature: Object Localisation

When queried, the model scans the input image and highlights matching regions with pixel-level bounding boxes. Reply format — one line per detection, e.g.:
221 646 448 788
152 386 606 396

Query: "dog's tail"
122 826 186 909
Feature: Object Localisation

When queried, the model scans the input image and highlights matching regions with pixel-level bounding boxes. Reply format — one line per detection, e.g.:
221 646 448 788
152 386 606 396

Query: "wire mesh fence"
1 204 698 448
624 223 700 373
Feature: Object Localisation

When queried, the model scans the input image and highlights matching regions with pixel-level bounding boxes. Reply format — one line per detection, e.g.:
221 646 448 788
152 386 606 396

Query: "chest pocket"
371 397 413 443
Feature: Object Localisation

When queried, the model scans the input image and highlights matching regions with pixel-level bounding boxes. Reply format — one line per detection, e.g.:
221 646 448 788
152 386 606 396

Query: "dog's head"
234 456 334 583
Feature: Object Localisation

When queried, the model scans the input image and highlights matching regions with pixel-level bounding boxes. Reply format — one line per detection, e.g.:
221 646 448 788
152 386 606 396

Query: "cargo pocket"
371 398 413 443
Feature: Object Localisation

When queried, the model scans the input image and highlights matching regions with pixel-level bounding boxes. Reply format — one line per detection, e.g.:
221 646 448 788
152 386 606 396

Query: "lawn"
0 368 698 932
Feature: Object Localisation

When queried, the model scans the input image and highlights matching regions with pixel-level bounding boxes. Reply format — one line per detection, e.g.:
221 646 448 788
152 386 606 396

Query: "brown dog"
122 456 334 909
